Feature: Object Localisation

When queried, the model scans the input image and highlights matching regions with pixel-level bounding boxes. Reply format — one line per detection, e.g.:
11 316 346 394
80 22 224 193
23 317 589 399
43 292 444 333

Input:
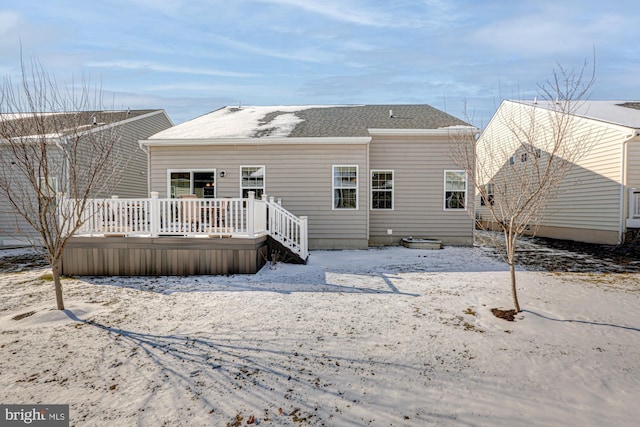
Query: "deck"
61 192 307 275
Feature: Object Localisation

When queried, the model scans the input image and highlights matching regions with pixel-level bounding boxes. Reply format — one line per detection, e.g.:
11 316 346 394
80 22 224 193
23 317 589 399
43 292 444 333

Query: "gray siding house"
0 109 173 246
141 105 476 249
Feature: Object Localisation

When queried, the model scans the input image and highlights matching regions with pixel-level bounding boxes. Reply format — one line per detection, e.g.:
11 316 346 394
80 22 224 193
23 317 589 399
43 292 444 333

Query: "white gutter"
140 136 372 147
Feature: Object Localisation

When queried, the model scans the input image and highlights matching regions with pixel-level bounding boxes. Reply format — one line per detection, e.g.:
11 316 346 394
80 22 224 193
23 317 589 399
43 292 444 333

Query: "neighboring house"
141 104 476 250
0 109 173 246
476 100 640 245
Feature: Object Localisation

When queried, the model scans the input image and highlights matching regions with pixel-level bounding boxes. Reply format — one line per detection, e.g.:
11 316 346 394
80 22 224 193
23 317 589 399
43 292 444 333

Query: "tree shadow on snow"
522 310 640 332
60 309 434 425
80 270 420 297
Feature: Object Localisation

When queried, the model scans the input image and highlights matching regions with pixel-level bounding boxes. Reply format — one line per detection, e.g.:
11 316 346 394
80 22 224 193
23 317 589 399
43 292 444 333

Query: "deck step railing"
264 196 308 261
63 192 307 259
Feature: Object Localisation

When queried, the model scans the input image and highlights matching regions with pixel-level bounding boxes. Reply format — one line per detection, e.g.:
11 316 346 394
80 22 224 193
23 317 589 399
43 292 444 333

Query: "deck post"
300 216 308 260
247 191 255 237
150 191 159 237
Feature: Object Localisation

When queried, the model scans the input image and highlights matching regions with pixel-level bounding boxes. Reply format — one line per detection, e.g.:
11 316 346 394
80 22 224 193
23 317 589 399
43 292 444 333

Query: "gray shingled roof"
283 105 469 137
0 110 158 138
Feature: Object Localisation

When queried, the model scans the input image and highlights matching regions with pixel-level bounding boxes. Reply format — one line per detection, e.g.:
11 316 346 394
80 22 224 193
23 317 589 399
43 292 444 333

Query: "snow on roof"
150 104 471 140
150 105 342 139
516 100 640 129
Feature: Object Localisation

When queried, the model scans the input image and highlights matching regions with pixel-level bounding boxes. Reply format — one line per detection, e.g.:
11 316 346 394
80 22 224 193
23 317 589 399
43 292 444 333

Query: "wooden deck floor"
62 235 268 276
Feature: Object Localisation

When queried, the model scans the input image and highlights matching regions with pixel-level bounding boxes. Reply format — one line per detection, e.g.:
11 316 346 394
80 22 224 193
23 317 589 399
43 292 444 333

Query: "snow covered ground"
0 243 638 426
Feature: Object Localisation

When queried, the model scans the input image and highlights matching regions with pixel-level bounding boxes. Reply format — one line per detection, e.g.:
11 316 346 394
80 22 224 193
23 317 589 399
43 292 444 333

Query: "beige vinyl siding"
476 100 627 242
528 112 624 233
369 135 473 245
149 143 369 249
627 141 640 189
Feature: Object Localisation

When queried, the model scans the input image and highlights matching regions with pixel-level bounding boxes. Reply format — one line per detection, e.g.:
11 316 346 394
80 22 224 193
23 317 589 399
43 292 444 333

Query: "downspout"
366 139 370 246
54 137 68 195
139 140 151 196
619 139 626 244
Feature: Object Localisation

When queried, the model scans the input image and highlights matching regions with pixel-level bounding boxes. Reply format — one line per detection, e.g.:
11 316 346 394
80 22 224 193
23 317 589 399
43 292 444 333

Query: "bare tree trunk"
509 262 520 313
52 258 65 310
504 229 521 313
450 58 596 318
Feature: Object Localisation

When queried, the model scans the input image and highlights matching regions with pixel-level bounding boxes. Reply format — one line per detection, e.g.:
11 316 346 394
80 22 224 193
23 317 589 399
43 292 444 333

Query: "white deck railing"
63 192 308 260
265 196 308 260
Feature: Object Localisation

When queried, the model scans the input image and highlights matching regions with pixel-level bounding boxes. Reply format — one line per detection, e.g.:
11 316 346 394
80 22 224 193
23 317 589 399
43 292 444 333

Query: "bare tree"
0 57 126 310
453 61 597 314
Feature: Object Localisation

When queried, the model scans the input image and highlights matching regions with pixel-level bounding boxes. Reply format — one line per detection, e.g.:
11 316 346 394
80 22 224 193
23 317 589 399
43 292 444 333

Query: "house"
140 104 476 250
476 100 640 245
0 109 173 246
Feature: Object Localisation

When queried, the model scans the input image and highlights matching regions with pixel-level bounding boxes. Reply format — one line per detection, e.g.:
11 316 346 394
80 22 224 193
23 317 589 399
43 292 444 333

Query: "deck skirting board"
62 236 268 276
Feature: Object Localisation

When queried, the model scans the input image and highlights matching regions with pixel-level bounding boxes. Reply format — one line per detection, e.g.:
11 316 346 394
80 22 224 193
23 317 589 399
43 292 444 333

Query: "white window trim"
371 169 394 210
167 169 216 198
240 165 266 198
443 170 467 211
332 165 359 210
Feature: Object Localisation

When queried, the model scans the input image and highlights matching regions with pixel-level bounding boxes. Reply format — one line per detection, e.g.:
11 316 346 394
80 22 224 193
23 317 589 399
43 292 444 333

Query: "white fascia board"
368 127 479 136
139 136 372 147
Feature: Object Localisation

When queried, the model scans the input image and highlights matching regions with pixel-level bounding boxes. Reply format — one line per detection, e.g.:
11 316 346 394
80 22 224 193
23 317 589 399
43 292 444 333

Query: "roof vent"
533 97 537 104
92 116 97 125
389 109 393 118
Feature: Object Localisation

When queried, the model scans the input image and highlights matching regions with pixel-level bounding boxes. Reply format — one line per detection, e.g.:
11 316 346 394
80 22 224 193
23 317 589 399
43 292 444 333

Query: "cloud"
213 35 338 63
85 60 260 78
471 5 627 57
252 0 458 29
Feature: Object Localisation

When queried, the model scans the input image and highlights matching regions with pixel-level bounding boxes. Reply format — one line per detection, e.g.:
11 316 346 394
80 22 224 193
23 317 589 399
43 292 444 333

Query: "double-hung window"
371 170 393 210
240 166 265 199
38 176 58 199
333 165 358 209
169 170 216 198
444 170 467 210
480 182 494 206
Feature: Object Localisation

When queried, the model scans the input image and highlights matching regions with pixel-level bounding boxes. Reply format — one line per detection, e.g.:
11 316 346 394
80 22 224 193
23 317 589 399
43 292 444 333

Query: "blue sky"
0 0 638 126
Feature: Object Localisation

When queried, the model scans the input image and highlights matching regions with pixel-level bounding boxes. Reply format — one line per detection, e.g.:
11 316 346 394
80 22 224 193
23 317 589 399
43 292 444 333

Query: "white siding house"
476 100 640 245
141 105 476 250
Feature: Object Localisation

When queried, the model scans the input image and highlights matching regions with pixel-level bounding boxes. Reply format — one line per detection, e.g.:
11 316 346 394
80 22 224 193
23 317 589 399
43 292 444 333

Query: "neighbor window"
333 165 358 209
241 166 265 199
444 170 467 210
169 170 215 198
371 170 393 210
38 176 58 198
480 183 494 206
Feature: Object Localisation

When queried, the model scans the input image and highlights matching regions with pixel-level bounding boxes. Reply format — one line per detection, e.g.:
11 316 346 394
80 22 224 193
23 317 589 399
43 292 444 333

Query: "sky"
0 0 638 127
